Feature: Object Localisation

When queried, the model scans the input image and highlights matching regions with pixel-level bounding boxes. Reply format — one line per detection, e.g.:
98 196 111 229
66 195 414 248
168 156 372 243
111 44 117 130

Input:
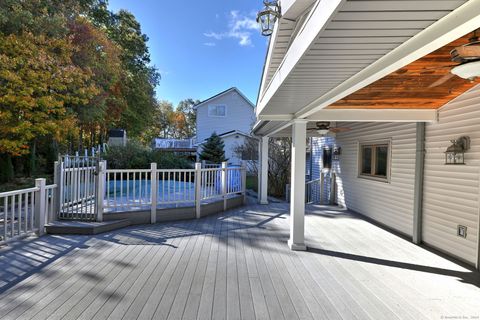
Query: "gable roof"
193 87 255 110
194 130 253 146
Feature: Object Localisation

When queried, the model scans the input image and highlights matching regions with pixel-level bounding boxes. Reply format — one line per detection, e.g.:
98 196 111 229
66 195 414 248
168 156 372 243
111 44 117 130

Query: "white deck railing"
0 179 56 244
101 162 247 218
0 161 247 240
286 172 336 204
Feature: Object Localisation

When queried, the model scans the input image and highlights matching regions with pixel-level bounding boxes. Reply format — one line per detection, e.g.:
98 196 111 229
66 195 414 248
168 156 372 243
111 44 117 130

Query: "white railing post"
320 173 325 204
329 172 336 205
53 160 61 220
195 162 202 218
221 162 227 211
150 162 157 224
34 178 46 236
95 160 106 222
241 160 247 205
58 159 64 216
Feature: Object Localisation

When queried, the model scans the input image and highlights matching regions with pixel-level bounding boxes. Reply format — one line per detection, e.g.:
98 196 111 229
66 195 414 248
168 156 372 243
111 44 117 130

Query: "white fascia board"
258 24 280 97
281 0 316 20
295 0 480 119
256 0 345 117
306 109 438 123
258 114 294 121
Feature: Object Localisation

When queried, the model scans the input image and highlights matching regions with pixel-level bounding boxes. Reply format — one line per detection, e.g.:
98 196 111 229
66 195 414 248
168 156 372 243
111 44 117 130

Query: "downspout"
413 122 426 244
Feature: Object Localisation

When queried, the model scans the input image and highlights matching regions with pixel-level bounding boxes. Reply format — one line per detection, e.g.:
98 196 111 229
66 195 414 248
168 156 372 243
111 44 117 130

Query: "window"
358 141 390 181
208 105 226 117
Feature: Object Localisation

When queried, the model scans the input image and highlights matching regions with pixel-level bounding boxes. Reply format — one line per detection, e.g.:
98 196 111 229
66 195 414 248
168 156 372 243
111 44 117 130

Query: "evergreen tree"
199 133 227 164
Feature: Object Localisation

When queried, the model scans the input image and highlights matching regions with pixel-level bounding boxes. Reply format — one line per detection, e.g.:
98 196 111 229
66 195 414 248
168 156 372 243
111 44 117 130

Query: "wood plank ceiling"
328 34 480 109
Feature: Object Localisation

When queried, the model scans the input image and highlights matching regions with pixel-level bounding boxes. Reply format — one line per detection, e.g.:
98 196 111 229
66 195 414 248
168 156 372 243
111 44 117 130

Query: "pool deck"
0 198 479 319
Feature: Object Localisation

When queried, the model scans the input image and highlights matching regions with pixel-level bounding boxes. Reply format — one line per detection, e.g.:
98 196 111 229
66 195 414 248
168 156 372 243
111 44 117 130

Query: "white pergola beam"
295 0 480 119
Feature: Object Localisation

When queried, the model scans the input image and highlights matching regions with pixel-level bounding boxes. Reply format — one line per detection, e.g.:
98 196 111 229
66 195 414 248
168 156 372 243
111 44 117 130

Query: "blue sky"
108 0 268 107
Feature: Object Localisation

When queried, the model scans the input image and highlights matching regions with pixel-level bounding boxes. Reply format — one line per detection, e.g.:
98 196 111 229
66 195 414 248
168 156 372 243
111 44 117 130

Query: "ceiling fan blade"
329 127 351 133
428 73 456 88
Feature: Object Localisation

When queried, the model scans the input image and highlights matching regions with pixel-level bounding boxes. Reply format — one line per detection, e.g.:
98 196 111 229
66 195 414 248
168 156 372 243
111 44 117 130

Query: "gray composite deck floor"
0 198 479 320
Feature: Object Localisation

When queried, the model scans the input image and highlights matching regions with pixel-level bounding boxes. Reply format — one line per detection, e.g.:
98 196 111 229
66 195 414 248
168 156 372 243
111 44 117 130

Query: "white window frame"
208 104 227 117
357 139 392 183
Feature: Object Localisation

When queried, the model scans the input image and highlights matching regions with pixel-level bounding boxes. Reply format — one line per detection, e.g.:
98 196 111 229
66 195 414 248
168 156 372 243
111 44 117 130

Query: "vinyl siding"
223 135 247 165
334 122 417 237
196 90 255 143
423 85 480 265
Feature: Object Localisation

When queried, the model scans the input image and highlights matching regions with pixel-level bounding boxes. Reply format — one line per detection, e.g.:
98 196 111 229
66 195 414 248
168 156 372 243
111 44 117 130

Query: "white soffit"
257 0 475 118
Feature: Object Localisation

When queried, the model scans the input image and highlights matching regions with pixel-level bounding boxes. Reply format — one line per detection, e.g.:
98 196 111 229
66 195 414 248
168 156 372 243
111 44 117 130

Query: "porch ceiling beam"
306 109 438 123
256 0 345 116
295 0 480 119
263 121 292 137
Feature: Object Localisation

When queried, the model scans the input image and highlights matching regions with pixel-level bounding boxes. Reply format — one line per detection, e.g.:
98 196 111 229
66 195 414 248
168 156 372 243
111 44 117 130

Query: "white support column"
288 120 307 251
259 136 269 204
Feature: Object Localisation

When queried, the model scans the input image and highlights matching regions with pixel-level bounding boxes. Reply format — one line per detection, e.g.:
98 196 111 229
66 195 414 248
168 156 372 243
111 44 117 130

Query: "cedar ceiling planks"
328 34 480 110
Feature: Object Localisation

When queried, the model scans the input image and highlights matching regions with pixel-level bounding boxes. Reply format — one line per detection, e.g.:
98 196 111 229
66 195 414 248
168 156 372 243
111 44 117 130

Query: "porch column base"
288 239 306 251
260 200 269 205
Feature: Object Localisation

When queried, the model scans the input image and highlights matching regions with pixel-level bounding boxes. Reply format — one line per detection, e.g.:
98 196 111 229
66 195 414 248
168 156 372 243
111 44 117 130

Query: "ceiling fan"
307 122 351 136
428 29 480 88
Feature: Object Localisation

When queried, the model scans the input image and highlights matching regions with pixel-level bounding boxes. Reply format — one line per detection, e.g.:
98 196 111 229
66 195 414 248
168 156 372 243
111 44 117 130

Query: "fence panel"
104 169 152 210
0 182 56 244
157 169 196 205
59 155 97 220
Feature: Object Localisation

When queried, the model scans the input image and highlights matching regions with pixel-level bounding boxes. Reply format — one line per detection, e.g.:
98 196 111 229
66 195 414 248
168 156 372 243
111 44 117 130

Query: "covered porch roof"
254 0 480 137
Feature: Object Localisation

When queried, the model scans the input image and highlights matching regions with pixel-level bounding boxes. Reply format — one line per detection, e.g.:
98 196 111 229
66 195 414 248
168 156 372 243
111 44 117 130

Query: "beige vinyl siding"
423 85 480 265
335 122 417 237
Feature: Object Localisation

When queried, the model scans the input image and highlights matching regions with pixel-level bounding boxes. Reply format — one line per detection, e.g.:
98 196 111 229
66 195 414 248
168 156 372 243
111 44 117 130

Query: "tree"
0 32 97 157
235 137 291 197
199 132 227 163
107 10 160 137
176 98 199 138
69 17 125 149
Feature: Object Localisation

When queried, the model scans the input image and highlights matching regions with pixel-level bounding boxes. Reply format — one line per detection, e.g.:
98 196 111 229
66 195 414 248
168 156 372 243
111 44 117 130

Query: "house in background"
194 87 256 165
253 0 480 269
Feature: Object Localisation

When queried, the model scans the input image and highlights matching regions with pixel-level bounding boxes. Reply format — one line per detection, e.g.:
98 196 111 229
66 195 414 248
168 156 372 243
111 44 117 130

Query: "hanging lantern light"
257 0 281 36
445 136 470 165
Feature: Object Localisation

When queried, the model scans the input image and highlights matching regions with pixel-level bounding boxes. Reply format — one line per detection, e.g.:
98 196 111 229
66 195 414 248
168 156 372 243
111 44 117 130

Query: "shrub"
103 141 193 169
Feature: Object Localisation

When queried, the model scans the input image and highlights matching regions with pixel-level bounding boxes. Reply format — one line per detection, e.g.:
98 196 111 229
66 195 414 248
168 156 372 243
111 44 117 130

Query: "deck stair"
45 219 131 235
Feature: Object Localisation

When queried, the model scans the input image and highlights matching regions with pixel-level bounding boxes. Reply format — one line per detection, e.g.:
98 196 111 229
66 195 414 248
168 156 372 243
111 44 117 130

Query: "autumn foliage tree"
0 32 98 180
0 0 160 182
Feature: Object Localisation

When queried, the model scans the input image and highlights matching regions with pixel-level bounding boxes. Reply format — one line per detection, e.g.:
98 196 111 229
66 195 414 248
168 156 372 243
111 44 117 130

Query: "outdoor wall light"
445 136 470 165
333 146 342 161
257 0 281 36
